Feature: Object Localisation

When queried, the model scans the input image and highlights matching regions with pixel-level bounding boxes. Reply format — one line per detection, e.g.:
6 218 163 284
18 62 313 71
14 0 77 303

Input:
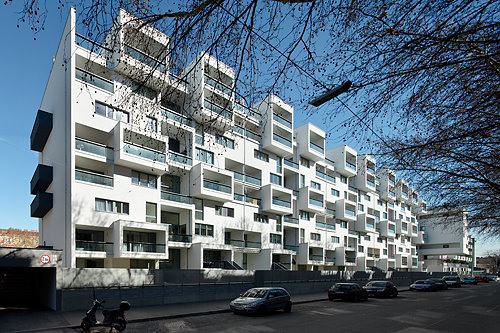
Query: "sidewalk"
1 288 408 333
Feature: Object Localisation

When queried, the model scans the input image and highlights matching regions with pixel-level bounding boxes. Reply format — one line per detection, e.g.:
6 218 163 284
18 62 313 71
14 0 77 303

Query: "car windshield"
444 277 455 281
242 289 267 298
414 280 427 284
367 282 386 287
335 284 353 290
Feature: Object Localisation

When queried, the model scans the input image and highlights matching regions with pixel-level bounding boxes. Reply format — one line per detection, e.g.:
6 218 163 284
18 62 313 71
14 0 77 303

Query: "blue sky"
0 4 497 256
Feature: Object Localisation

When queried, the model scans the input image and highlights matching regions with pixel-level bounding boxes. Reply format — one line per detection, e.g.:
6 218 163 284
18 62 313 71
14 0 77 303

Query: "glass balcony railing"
309 254 323 261
234 193 261 206
273 113 292 129
316 222 335 230
161 191 194 204
283 215 299 224
310 142 324 154
76 240 113 253
366 222 375 229
204 99 233 120
284 244 297 251
325 257 335 264
284 159 299 169
75 67 114 93
122 242 165 253
123 143 166 163
75 138 114 159
309 198 323 207
345 160 356 170
168 151 192 166
233 125 261 141
272 197 291 208
273 133 292 147
326 174 336 183
245 241 262 249
325 208 336 216
168 234 192 243
345 207 356 216
161 107 194 127
235 103 260 119
204 74 233 96
389 179 395 186
366 165 376 174
366 179 375 187
124 44 167 73
316 170 326 180
232 171 261 186
203 179 231 193
388 227 396 234
325 158 335 168
75 33 112 58
346 258 356 263
75 169 113 187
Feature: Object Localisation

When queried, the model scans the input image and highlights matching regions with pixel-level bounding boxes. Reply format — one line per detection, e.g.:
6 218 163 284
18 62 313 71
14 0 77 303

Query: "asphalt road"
61 282 500 333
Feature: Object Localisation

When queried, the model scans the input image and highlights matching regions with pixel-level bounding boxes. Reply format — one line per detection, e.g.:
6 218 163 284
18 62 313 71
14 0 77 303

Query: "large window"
132 170 157 189
195 223 213 236
254 213 269 223
146 202 157 223
270 234 282 244
215 135 234 149
310 233 321 241
254 149 269 162
161 174 180 193
331 236 340 243
95 101 129 123
215 205 234 217
95 198 129 214
195 147 214 164
270 173 282 185
195 199 204 220
300 157 310 168
311 181 321 190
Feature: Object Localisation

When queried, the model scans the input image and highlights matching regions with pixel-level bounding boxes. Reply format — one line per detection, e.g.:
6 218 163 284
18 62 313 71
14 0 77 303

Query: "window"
299 210 310 221
95 101 129 122
145 116 157 132
132 81 157 100
310 233 321 241
311 181 321 190
383 249 388 255
195 223 213 236
300 229 305 243
161 174 180 193
215 205 234 217
377 199 383 206
195 199 204 220
195 123 204 145
270 173 282 185
132 170 157 189
358 203 364 212
300 174 305 188
331 236 340 243
270 234 282 244
383 212 388 219
358 245 364 252
331 189 340 197
95 198 129 214
146 202 157 223
195 147 214 164
215 135 234 149
254 213 269 223
276 215 282 232
364 235 371 241
340 221 347 228
276 159 282 173
300 157 310 168
399 247 403 252
364 194 371 201
254 149 269 162
340 175 347 184
443 244 450 248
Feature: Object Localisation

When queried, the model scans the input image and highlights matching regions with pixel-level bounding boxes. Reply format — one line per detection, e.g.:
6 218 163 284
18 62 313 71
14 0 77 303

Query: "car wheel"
80 319 92 332
113 318 126 332
328 296 334 301
284 302 292 313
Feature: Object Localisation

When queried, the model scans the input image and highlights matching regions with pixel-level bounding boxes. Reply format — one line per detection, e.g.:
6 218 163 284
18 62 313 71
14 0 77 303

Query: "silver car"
229 287 292 315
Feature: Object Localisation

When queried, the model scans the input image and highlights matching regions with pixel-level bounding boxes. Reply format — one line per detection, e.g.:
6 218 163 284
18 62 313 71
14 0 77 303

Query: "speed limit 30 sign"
40 254 51 265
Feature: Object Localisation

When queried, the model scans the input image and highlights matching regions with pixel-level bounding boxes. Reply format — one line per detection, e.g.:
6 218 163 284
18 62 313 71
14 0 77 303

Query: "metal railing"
346 160 356 170
273 133 292 147
273 197 291 208
168 234 192 243
273 113 292 128
161 191 194 204
283 215 299 224
122 242 165 253
168 151 192 166
76 240 113 253
161 107 194 127
310 142 324 154
309 254 323 261
204 99 233 120
75 169 113 187
123 143 166 163
203 179 231 193
316 170 327 180
366 165 376 174
75 138 114 159
124 44 167 73
284 159 299 169
75 67 114 93
204 74 233 96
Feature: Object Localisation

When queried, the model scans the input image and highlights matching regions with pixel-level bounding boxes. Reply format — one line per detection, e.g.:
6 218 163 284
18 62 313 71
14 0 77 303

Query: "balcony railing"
204 74 233 96
346 258 356 263
168 151 192 166
325 257 335 264
284 244 297 251
161 191 194 205
284 159 299 169
232 171 261 186
204 99 233 120
309 254 323 261
76 240 113 253
366 179 375 187
309 198 323 207
124 44 167 72
168 234 192 243
75 138 114 159
225 239 261 249
273 133 292 147
124 143 166 163
326 174 336 183
122 242 165 253
75 169 113 187
345 207 356 216
310 142 324 154
75 67 114 93
388 179 395 186
234 193 261 206
366 165 376 174
325 158 335 168
316 170 326 180
203 179 231 193
283 215 299 224
316 222 335 230
75 33 112 58
161 107 194 127
273 197 291 208
235 103 260 119
273 113 292 129
345 160 356 170
325 208 336 216
389 191 396 197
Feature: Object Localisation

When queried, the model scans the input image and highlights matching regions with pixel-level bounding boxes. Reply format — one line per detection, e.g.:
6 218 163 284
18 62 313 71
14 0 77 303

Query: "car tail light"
328 289 332 293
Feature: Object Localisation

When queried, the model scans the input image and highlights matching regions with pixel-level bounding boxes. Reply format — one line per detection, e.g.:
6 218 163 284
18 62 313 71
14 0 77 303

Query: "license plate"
335 292 344 294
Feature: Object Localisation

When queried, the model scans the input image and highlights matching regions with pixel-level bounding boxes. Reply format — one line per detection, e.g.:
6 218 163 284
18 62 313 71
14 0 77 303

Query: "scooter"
80 299 131 332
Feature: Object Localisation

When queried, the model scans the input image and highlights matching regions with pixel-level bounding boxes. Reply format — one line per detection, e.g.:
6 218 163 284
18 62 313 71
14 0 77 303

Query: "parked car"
229 287 292 315
474 275 489 283
486 275 500 281
363 281 398 298
443 276 462 287
328 283 368 301
462 276 478 285
428 278 449 290
410 279 438 291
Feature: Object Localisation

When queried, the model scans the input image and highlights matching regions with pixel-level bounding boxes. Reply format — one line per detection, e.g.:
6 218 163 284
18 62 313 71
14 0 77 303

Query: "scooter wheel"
113 318 127 332
80 319 92 331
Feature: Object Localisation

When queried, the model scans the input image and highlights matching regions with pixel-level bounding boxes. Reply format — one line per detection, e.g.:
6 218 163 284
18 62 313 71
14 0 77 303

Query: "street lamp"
308 80 352 107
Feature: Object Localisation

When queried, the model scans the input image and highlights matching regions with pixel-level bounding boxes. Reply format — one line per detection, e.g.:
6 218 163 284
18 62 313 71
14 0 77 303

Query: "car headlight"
245 301 261 308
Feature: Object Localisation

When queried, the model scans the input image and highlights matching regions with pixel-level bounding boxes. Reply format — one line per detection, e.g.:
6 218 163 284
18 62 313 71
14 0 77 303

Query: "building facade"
30 9 428 271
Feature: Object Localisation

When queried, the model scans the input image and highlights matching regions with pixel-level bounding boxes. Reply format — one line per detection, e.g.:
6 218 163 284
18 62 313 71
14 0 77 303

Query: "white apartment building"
418 208 475 274
30 8 427 271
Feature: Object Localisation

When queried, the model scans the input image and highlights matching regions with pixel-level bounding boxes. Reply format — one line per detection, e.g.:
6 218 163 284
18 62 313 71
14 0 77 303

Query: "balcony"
225 239 262 249
335 199 357 222
124 44 167 73
31 164 53 194
233 170 261 186
76 240 113 254
234 193 261 206
204 74 233 96
204 179 231 193
75 169 113 187
168 234 192 243
273 133 292 148
326 145 357 177
316 221 335 231
161 107 194 128
75 138 113 160
123 242 165 253
30 110 53 152
284 244 298 251
283 215 299 225
284 159 299 170
273 113 292 129
161 191 194 205
75 67 113 93
295 123 325 161
75 33 112 59
203 99 233 120
233 125 261 142
191 163 233 202
30 192 53 218
124 142 165 163
309 254 324 262
168 151 192 166
273 197 291 208
310 142 324 154
310 198 323 207
261 184 293 215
